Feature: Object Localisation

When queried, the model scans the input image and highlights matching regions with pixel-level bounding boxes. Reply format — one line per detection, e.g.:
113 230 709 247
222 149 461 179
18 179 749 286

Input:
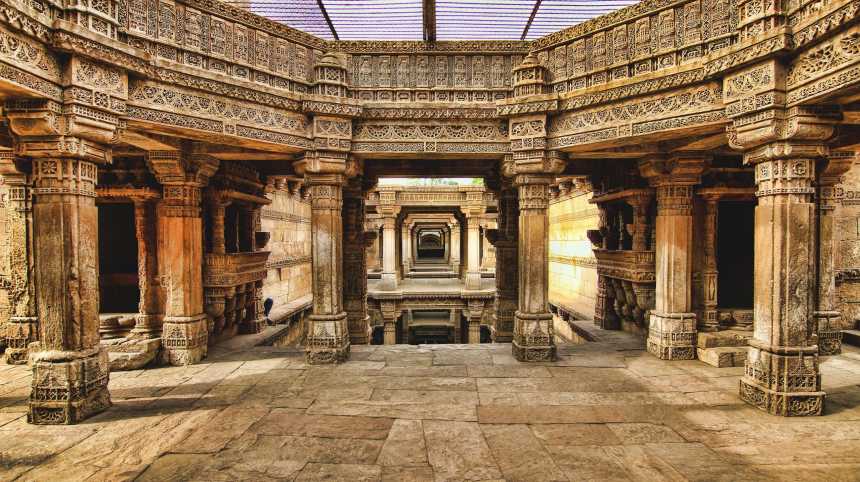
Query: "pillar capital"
638 153 709 187
729 106 840 156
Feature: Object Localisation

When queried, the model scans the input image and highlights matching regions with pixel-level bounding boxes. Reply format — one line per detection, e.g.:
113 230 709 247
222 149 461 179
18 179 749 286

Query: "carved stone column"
300 52 361 362
380 299 399 345
513 172 558 361
640 154 707 360
464 210 484 290
379 210 400 290
451 224 462 276
148 150 219 366
130 199 163 337
467 298 485 343
0 155 37 365
815 152 854 356
401 224 411 275
343 176 375 345
700 193 720 332
29 153 112 424
723 58 840 414
740 148 826 415
487 174 518 342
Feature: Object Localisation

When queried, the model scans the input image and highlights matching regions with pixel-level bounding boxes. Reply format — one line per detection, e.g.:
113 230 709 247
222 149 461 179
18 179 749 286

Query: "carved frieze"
548 83 725 149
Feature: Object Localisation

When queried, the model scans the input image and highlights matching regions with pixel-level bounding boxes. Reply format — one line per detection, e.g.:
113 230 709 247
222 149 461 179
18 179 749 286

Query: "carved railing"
203 251 269 287
593 249 655 282
592 248 656 332
203 250 269 337
367 186 497 207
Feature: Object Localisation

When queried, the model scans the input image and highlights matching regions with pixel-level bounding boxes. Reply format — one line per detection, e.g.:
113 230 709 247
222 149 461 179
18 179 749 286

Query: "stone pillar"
640 155 706 360
29 156 112 424
451 224 461 275
467 299 484 343
380 299 398 345
739 149 826 415
401 224 411 275
343 176 375 345
722 60 840 414
513 173 557 361
130 199 163 337
304 170 350 362
379 211 400 290
701 194 720 332
488 176 517 342
464 212 483 290
815 152 854 356
149 150 219 366
0 155 37 364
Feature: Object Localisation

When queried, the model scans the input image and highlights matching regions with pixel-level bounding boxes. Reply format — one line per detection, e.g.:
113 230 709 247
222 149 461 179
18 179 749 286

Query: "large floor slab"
3 322 860 481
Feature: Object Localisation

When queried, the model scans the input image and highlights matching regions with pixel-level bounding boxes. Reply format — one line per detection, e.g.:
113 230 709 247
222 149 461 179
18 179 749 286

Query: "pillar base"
739 343 824 416
465 271 482 290
647 311 697 360
512 311 556 362
379 272 398 291
28 348 111 425
305 312 350 364
815 310 842 356
347 314 371 345
160 315 209 366
5 317 38 365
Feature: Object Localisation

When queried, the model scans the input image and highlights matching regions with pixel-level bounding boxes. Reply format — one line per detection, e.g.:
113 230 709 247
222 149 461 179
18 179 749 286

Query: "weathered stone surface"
423 420 503 481
480 424 567 481
376 419 428 467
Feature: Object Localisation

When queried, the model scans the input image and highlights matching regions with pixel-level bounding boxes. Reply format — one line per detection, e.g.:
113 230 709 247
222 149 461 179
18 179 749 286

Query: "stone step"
842 330 860 347
697 330 751 348
697 346 748 368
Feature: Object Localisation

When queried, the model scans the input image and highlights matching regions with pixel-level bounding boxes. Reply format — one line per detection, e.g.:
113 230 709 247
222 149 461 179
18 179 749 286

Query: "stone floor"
3 323 860 481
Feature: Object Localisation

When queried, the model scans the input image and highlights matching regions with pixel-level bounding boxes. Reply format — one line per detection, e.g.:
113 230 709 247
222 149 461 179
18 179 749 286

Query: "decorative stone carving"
640 154 708 360
0 153 37 365
147 149 219 366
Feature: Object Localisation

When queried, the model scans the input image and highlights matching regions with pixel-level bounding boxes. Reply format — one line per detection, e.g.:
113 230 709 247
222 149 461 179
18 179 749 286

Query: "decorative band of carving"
754 159 816 198
161 183 202 217
655 184 693 215
308 184 343 210
32 159 97 198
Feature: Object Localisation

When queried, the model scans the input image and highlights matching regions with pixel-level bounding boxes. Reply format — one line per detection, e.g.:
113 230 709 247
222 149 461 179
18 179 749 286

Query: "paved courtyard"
2 323 860 481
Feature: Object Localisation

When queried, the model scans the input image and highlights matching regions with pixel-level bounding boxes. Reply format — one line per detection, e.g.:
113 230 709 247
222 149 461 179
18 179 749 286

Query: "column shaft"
465 215 482 290
305 176 350 363
0 162 37 364
490 183 517 342
159 183 208 365
343 179 371 344
132 200 162 336
647 184 697 360
702 198 719 332
28 158 111 424
815 154 853 356
380 215 398 290
739 156 824 416
513 176 555 361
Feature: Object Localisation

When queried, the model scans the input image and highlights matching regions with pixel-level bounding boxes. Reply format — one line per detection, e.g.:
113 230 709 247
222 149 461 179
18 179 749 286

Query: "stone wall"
548 189 599 319
261 187 312 320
